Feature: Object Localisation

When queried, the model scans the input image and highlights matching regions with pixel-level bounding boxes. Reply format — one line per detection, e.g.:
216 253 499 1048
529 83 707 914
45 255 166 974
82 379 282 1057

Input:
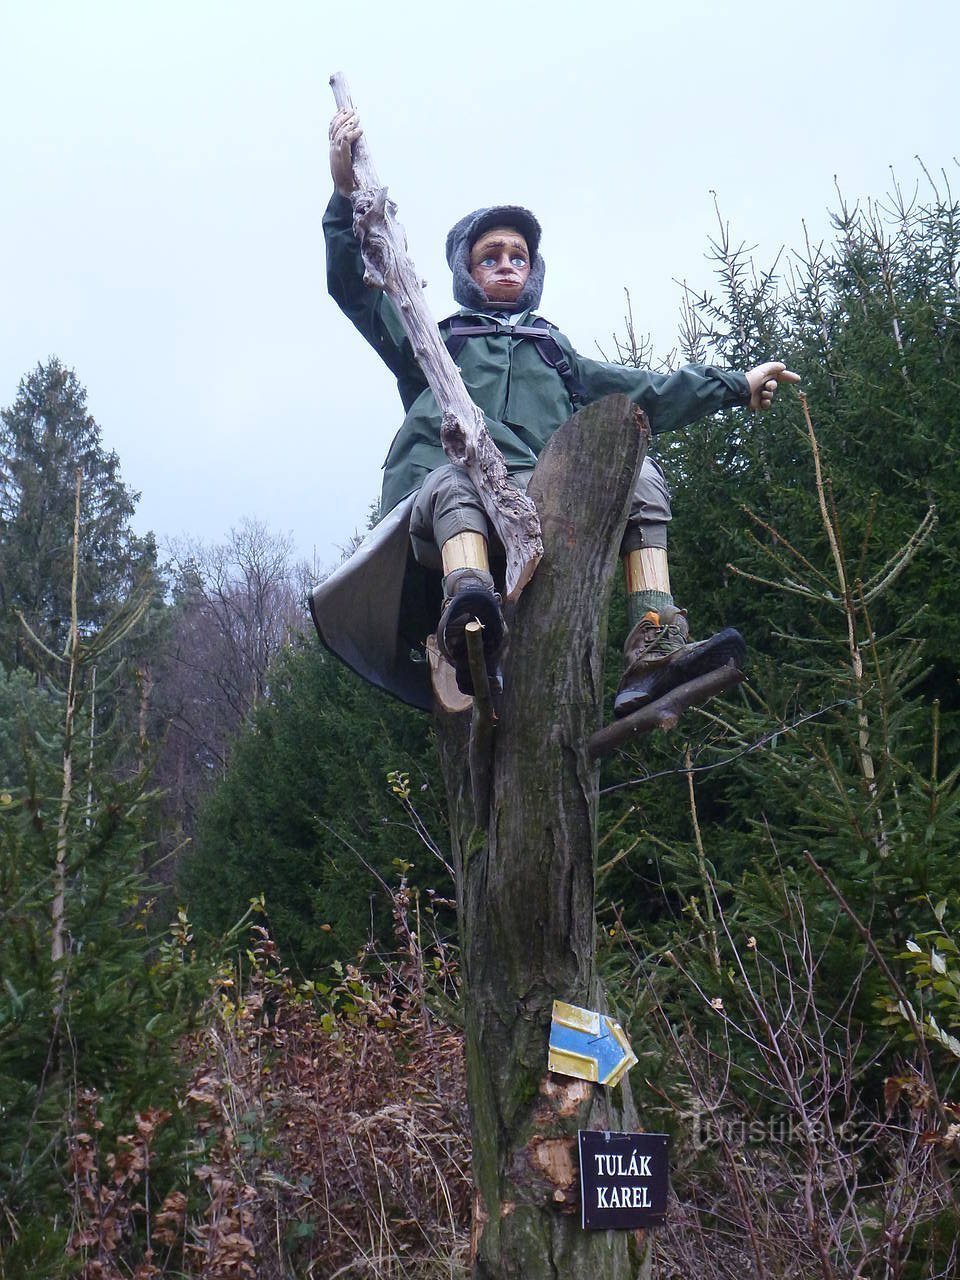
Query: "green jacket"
324 193 751 514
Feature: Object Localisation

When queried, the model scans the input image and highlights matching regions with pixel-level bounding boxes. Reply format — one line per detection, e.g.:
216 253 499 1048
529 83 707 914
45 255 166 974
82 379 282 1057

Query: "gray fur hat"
445 205 544 312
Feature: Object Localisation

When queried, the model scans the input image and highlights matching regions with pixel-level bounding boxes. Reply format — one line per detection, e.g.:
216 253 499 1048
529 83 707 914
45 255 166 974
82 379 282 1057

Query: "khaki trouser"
409 456 671 571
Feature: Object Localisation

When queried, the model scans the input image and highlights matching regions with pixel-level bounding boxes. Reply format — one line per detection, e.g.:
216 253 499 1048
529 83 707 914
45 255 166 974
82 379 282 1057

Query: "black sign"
578 1130 669 1230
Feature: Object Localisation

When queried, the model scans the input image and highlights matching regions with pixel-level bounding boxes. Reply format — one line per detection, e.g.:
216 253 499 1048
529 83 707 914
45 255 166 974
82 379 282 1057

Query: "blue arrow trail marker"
548 1000 638 1088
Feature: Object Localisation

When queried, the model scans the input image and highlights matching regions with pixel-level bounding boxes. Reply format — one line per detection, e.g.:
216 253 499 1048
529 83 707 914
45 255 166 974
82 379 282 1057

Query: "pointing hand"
745 361 801 411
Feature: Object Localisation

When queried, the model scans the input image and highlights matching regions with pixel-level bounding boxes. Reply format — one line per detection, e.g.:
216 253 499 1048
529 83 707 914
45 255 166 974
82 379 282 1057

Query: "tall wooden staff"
328 72 542 601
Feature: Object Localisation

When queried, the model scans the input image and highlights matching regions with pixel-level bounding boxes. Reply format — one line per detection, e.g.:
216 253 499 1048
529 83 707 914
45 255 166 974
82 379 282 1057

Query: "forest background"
3 161 960 1278
3 3 960 1276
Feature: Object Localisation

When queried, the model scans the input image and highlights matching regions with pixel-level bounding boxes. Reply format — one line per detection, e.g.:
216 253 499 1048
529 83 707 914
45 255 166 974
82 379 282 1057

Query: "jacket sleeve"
573 352 751 434
323 192 419 383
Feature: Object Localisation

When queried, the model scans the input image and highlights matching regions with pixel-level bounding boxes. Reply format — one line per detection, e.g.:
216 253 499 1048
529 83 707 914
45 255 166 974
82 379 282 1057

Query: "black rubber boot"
437 568 507 696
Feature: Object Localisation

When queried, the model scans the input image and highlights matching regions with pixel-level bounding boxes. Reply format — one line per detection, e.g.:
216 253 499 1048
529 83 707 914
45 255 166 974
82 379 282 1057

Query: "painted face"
469 227 531 305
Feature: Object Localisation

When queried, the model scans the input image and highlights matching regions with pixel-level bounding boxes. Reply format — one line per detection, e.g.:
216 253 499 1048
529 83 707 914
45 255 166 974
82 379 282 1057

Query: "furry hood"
445 206 544 313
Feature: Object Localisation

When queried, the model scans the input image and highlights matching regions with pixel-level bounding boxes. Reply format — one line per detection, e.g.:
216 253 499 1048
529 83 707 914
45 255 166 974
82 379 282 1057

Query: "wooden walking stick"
328 72 542 601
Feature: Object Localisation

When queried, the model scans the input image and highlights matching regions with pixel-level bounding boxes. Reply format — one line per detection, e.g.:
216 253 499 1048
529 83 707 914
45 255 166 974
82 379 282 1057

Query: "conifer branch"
14 610 66 664
860 505 937 603
600 699 856 795
726 564 824 600
799 392 884 843
740 505 835 588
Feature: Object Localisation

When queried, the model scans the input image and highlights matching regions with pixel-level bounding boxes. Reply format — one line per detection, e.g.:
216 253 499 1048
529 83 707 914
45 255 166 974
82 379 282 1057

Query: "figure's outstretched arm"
574 354 750 434
574 350 800 434
323 109 414 379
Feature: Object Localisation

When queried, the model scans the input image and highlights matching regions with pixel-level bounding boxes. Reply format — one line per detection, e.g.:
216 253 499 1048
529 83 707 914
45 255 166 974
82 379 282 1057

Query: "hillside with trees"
1 169 959 1277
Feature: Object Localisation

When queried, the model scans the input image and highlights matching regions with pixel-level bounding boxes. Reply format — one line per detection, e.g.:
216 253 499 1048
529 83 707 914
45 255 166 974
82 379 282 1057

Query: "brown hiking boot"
614 607 746 719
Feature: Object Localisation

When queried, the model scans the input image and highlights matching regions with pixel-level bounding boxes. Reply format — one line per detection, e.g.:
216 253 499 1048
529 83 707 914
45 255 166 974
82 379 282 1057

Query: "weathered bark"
329 73 542 600
436 395 651 1279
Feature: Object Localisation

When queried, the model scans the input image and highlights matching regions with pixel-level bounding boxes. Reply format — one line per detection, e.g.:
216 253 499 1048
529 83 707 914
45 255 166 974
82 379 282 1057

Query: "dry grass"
616 884 960 1280
64 879 470 1280
178 884 471 1279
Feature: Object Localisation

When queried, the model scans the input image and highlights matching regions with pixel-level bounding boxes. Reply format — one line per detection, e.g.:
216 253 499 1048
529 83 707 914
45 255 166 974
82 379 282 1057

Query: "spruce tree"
590 172 960 1275
0 358 156 670
0 482 207 1279
180 637 446 974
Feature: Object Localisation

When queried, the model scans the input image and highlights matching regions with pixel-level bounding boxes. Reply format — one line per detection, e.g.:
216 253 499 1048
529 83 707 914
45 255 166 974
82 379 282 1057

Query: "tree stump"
435 394 651 1279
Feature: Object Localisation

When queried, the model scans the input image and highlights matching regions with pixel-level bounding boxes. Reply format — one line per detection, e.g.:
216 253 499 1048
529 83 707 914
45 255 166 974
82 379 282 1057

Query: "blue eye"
511 255 527 267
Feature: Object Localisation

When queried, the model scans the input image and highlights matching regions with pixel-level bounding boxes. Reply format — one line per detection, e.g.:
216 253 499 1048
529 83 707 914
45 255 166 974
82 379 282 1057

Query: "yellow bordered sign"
548 1000 638 1088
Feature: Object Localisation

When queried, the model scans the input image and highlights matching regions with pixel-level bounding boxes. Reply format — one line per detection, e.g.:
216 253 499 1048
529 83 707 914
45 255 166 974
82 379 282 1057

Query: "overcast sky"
1 0 956 575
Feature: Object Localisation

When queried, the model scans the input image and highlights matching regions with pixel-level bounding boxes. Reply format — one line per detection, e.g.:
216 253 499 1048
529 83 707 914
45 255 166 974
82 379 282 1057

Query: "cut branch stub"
328 72 542 601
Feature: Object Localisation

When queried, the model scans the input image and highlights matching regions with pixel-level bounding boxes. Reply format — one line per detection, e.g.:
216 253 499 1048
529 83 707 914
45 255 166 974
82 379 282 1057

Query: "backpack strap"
439 315 587 409
440 315 502 362
525 317 587 408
